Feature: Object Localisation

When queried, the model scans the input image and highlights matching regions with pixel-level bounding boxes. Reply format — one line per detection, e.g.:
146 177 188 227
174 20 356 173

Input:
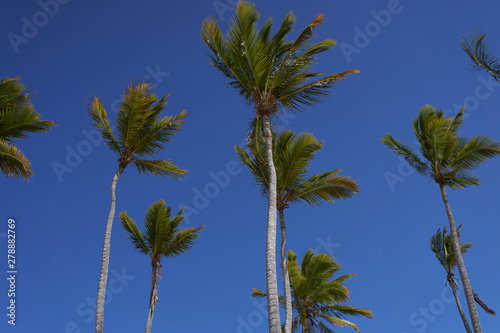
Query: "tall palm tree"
120 200 205 333
252 249 373 333
461 34 500 82
202 3 358 331
236 121 359 332
430 225 496 333
89 82 187 333
382 105 500 333
0 76 55 180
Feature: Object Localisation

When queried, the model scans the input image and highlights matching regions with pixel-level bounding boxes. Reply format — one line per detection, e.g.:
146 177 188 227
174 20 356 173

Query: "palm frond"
88 96 121 153
162 225 205 258
381 133 428 175
134 159 187 179
473 290 496 315
119 211 149 255
0 76 55 143
461 33 500 79
0 140 32 180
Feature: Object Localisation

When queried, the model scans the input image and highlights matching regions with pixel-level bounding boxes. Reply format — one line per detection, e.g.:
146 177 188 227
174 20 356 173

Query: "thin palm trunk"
439 184 481 333
145 261 160 333
302 316 310 333
279 208 292 333
95 167 124 333
262 114 281 333
449 278 472 333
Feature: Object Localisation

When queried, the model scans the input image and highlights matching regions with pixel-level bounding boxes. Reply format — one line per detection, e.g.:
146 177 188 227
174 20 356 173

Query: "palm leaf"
0 140 32 180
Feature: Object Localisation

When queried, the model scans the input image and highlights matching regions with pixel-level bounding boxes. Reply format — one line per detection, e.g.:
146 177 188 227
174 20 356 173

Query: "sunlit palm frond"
0 140 32 180
119 212 149 255
88 96 120 153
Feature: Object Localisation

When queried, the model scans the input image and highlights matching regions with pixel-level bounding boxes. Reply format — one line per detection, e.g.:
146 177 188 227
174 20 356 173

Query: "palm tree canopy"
201 1 358 115
88 82 187 178
236 119 359 207
120 199 205 261
430 225 473 275
0 76 55 180
382 105 500 188
461 33 500 81
252 249 373 332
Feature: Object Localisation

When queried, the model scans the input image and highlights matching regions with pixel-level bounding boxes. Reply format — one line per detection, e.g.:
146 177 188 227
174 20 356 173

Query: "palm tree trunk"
95 167 123 333
439 184 481 333
449 282 472 333
279 208 293 333
262 113 281 333
145 261 160 333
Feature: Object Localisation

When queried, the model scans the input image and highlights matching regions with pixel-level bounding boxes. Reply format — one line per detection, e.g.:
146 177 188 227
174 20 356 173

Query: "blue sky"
2 0 500 332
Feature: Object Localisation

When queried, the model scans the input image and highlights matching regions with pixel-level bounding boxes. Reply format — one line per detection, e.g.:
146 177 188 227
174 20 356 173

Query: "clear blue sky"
2 1 500 332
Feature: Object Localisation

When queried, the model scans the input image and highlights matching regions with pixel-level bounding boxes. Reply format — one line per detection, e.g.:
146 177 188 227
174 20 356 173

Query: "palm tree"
252 249 373 333
236 122 359 332
0 76 55 180
431 225 474 333
89 82 187 333
461 34 500 82
120 200 205 333
430 225 496 333
201 3 358 331
382 105 500 333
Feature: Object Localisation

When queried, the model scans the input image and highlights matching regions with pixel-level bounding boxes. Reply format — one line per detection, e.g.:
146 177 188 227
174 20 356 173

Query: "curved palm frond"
461 33 500 80
119 212 149 256
0 141 32 180
0 76 55 143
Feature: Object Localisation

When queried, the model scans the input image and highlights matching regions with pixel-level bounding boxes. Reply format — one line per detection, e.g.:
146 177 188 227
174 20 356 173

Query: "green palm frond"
296 171 359 206
119 211 149 255
316 314 362 332
163 225 205 258
461 33 500 80
445 135 500 172
131 109 187 156
0 140 32 180
88 96 121 153
0 76 55 143
381 133 428 175
134 159 187 179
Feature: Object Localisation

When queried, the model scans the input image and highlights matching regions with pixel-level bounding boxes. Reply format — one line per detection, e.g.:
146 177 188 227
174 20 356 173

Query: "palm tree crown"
201 1 358 117
0 76 55 180
253 249 373 333
120 199 205 269
382 105 500 188
431 225 473 290
89 82 187 177
236 121 359 209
